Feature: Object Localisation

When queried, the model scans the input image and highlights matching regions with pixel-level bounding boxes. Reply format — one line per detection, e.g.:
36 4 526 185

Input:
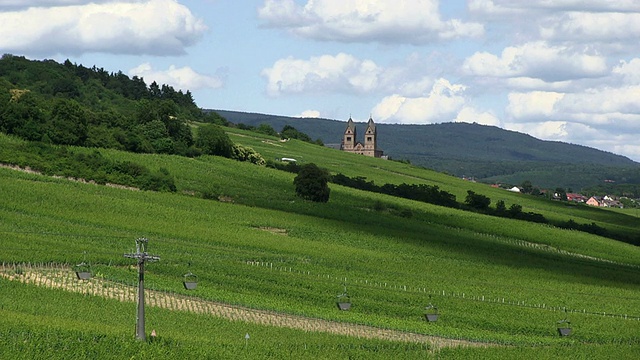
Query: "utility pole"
124 237 160 341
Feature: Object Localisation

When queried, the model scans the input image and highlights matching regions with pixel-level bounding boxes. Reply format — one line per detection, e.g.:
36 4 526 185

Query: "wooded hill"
0 54 227 156
214 110 640 193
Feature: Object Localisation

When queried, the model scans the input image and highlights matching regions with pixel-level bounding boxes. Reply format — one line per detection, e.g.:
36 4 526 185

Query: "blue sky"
2 0 640 161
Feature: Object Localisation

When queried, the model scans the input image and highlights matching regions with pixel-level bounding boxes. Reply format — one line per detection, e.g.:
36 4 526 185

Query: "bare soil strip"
0 266 492 350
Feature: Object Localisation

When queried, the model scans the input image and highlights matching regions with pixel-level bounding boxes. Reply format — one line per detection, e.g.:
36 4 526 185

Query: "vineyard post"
124 237 160 341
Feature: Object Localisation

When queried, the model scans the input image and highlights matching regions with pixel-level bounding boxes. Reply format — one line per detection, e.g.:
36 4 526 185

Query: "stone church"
340 116 384 158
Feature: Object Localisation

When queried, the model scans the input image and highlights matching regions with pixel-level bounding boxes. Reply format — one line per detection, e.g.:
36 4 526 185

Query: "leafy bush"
293 163 330 202
231 144 266 165
194 124 233 158
465 190 491 210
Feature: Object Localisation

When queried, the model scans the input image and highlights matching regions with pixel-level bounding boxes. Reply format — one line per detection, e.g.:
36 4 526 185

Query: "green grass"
1 132 639 358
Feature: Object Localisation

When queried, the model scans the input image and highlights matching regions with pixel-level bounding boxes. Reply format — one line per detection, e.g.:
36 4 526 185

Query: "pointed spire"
366 115 375 133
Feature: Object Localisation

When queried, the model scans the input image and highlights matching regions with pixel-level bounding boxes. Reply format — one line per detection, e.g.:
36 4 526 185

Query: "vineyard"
1 131 640 359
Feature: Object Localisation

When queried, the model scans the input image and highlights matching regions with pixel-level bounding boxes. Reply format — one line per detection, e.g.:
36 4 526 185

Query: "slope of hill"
213 110 640 191
1 130 640 358
1 56 640 358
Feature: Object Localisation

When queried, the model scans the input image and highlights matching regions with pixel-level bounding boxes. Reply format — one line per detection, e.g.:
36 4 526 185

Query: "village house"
586 196 624 208
566 193 588 203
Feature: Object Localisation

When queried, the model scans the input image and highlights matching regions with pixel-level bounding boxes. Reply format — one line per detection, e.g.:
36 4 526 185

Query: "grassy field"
1 131 639 358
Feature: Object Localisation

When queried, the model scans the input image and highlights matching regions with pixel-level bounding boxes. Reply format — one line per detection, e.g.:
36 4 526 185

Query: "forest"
0 54 227 156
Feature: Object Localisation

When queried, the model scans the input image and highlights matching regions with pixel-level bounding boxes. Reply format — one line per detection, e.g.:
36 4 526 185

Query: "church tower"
363 116 377 155
340 115 384 158
342 117 356 151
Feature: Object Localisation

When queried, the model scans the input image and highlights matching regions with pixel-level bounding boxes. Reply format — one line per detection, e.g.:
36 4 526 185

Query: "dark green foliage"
265 159 300 173
293 163 330 202
508 203 523 217
0 141 176 192
230 144 265 165
49 98 88 145
559 219 607 237
195 124 233 157
281 125 312 142
331 173 458 208
0 91 48 141
465 190 491 210
255 123 279 137
0 55 204 156
330 172 550 229
555 188 568 201
280 124 324 145
520 180 533 194
200 110 229 126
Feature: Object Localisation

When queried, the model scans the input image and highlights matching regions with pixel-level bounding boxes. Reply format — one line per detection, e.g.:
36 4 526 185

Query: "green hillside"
1 55 639 358
214 110 640 192
1 129 639 358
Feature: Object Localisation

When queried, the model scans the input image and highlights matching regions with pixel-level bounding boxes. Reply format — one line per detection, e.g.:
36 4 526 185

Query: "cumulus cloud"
506 120 640 160
455 107 501 126
128 63 225 92
371 78 467 124
262 53 445 97
506 86 640 129
0 1 116 9
504 85 640 160
295 110 321 118
261 53 382 96
505 91 564 121
258 0 484 44
540 12 640 43
611 58 640 84
470 1 640 54
469 0 640 16
0 0 207 56
463 41 608 83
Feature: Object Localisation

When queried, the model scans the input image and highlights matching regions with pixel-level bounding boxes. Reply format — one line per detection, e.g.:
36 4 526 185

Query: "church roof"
346 117 356 131
366 117 376 132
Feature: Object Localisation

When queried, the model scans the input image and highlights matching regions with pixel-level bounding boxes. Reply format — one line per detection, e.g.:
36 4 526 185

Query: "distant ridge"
212 109 640 190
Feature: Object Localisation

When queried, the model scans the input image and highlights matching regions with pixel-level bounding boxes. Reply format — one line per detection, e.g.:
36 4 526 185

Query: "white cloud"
463 41 608 83
0 0 118 7
262 53 447 97
295 110 321 118
506 120 640 161
504 84 640 151
469 0 640 16
612 59 640 84
506 121 571 140
505 91 564 121
128 63 224 92
455 107 501 126
540 12 640 43
372 78 467 124
0 0 207 56
261 53 383 96
258 0 484 44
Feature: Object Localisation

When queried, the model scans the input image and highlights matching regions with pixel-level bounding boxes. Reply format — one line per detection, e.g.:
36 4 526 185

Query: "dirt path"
0 265 492 350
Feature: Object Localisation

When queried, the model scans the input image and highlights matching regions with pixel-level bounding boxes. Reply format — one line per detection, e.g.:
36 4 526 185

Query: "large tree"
48 98 88 145
465 190 491 210
195 124 233 157
293 163 331 202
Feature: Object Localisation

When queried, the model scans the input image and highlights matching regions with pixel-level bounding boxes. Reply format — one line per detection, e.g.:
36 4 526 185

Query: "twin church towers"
340 116 384 158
